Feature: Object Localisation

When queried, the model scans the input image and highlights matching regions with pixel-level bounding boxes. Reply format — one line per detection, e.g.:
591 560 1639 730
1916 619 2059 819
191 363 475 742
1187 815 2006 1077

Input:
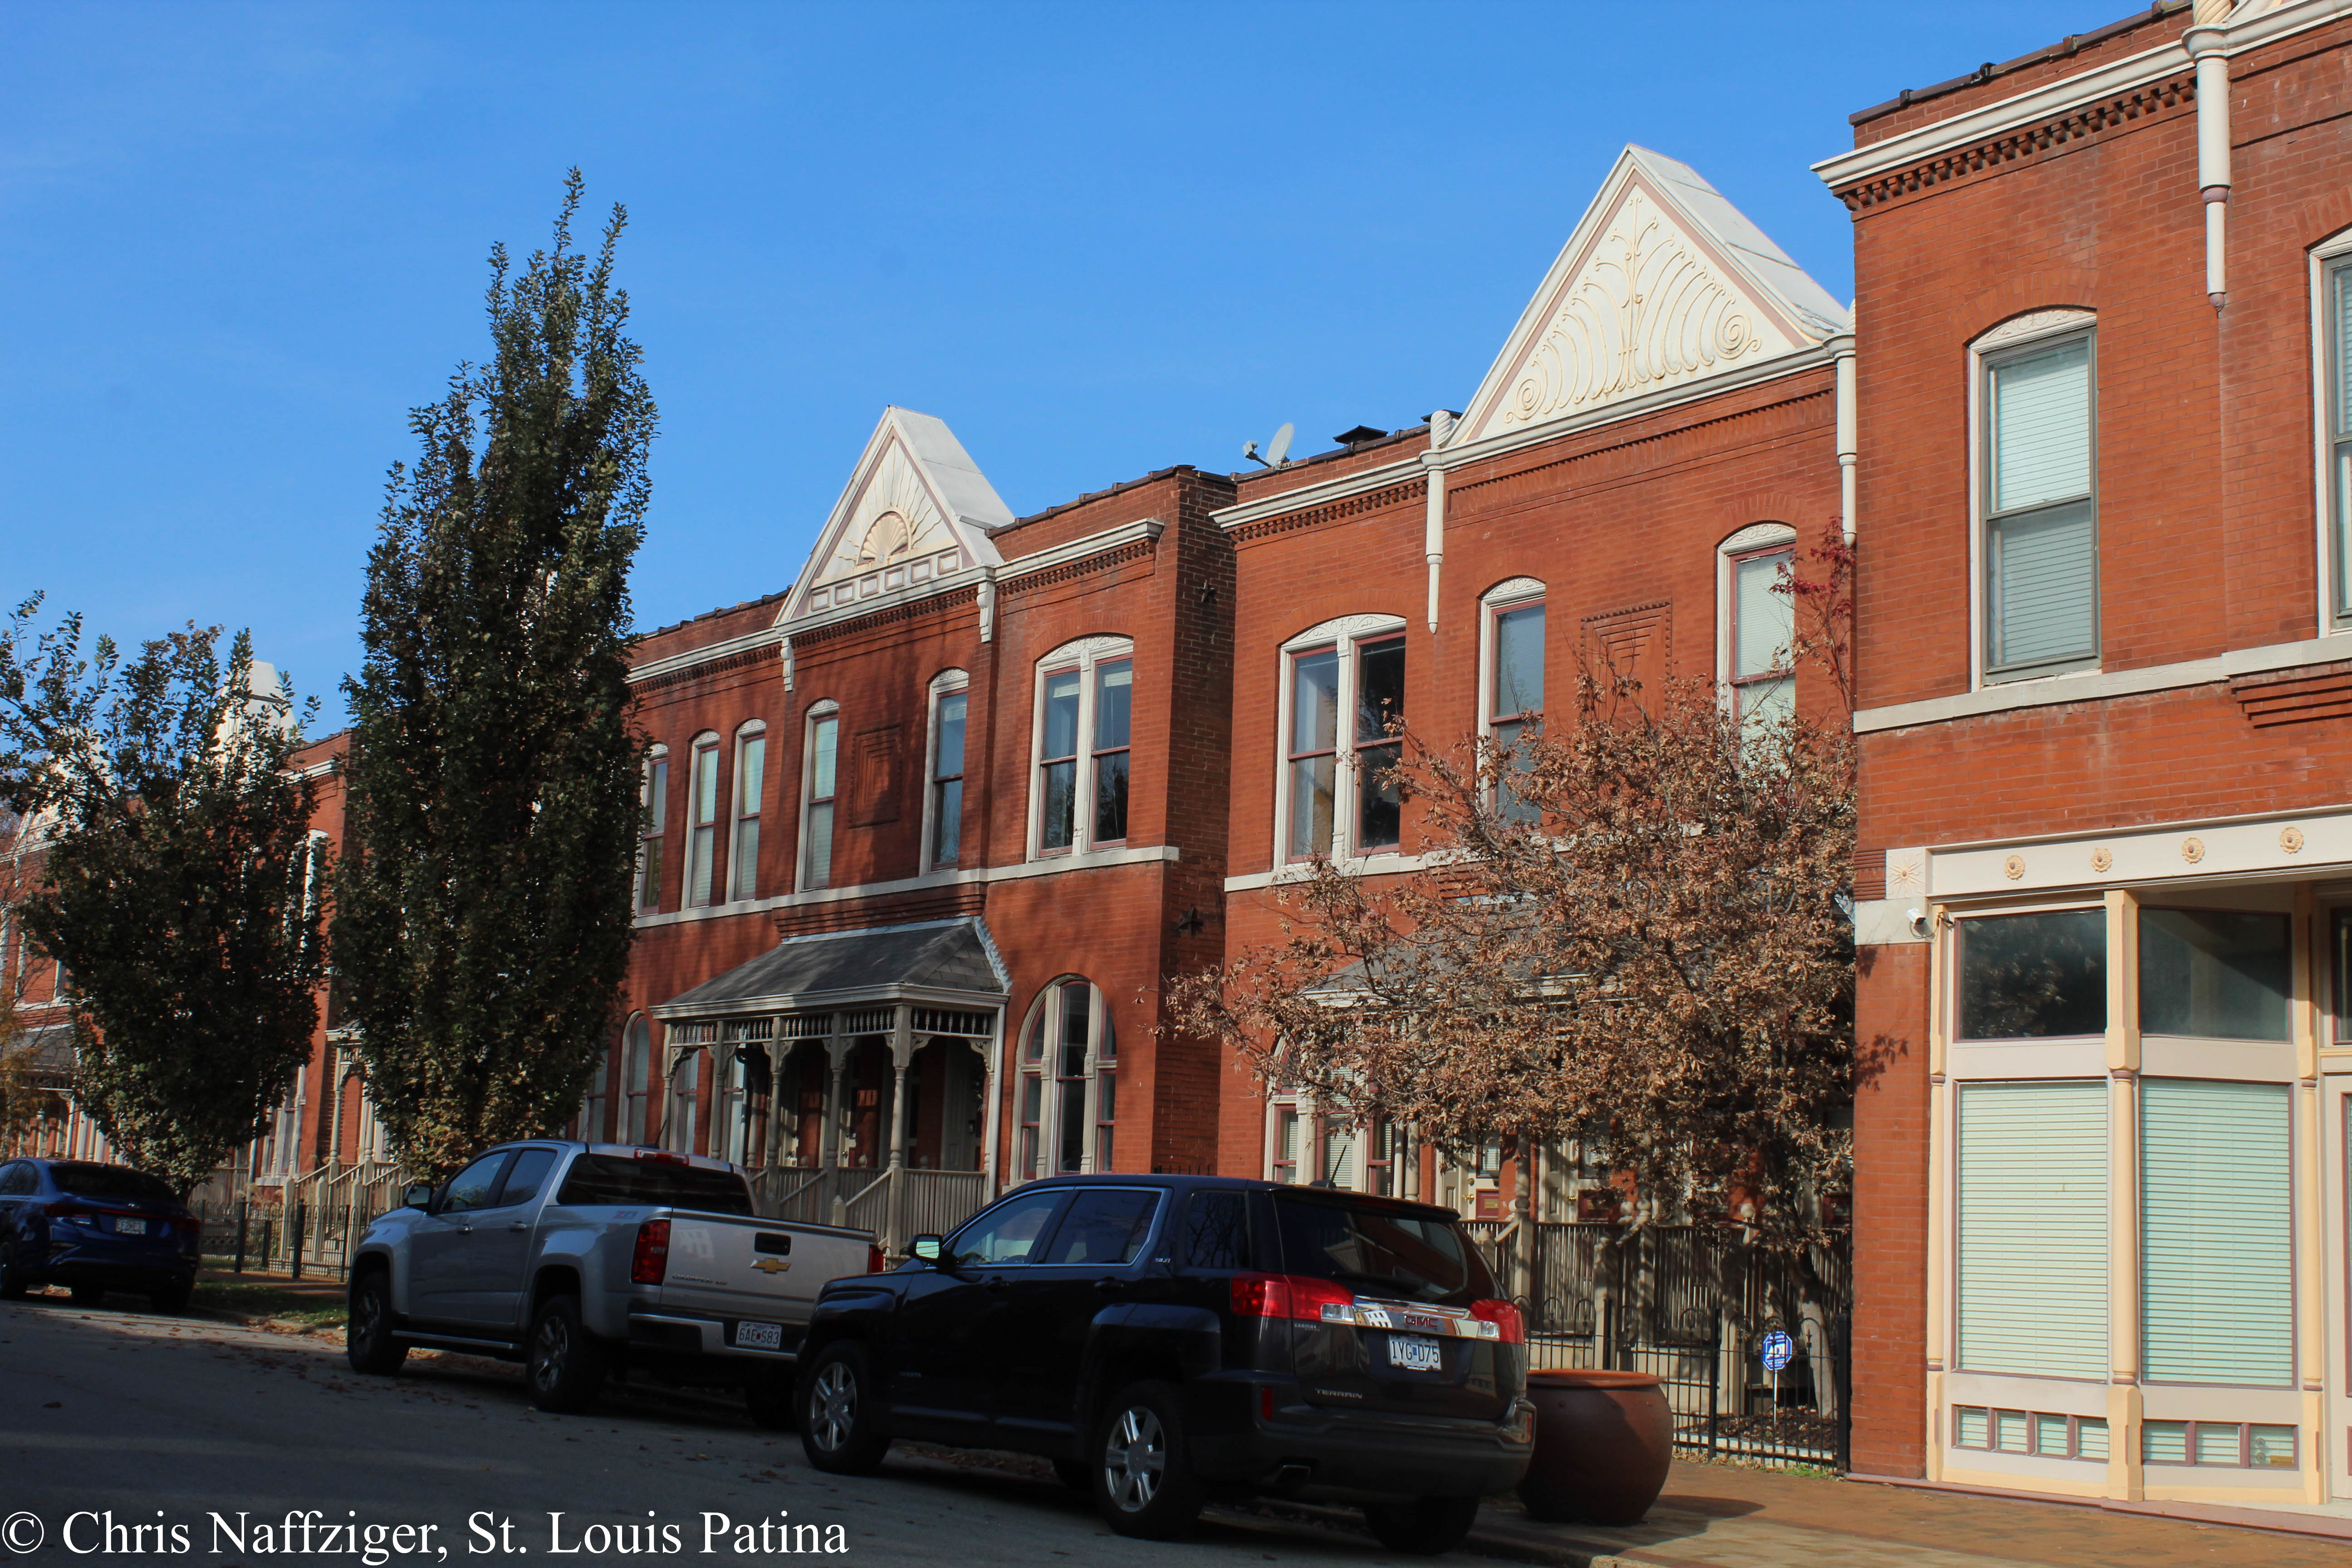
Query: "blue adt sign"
1760 1330 1796 1372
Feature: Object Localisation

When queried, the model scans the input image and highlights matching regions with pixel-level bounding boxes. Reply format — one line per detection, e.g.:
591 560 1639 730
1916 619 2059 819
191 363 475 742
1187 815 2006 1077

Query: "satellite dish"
1265 422 1294 467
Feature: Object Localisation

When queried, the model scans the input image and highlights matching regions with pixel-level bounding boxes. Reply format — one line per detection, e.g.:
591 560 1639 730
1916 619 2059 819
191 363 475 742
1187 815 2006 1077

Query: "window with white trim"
729 723 765 903
1014 978 1116 1178
1727 544 1794 733
800 703 839 891
686 734 720 906
1978 317 2098 681
923 671 970 871
577 1043 612 1142
1030 638 1134 859
2322 247 2352 628
1480 581 1544 823
636 747 668 913
621 1015 652 1145
1279 615 1407 862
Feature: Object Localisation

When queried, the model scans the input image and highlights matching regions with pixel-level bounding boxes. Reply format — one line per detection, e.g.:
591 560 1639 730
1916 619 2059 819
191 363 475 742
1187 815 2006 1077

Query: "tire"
69 1283 105 1307
745 1372 796 1431
149 1277 193 1315
798 1342 890 1475
1362 1496 1482 1556
346 1271 408 1376
525 1294 606 1414
1093 1380 1204 1540
0 1239 29 1300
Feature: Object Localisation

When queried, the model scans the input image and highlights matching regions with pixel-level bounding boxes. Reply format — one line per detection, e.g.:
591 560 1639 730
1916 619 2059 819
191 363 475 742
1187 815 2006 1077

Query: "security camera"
1906 907 1929 939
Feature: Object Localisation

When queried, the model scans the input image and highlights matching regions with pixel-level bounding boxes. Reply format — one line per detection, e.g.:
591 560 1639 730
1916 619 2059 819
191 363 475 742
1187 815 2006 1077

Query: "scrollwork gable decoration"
779 406 1011 626
1457 147 1850 447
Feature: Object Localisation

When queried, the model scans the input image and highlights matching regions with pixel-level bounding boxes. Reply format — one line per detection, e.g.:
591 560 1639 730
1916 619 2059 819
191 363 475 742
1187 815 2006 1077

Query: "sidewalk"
1431 1460 2352 1568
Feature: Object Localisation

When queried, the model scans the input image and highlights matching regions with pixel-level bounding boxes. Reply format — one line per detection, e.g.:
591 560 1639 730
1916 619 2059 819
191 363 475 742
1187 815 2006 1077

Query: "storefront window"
2139 909 2290 1041
1957 909 2106 1040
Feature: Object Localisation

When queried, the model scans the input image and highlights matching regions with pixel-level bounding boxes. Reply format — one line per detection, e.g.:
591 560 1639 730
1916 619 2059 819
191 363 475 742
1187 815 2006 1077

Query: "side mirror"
403 1182 435 1210
909 1234 943 1264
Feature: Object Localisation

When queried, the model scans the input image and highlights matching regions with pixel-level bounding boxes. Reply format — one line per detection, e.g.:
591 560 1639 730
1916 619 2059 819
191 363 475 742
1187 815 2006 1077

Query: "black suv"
794 1175 1534 1554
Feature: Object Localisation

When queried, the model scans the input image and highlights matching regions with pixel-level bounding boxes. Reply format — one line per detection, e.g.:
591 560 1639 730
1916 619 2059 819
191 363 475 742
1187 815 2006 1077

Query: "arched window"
2313 230 2352 630
1717 524 1797 736
1014 978 1117 1178
1275 614 1406 863
923 670 970 872
1030 638 1133 859
621 1015 652 1145
1970 309 2098 683
800 701 840 891
1479 578 1545 822
636 746 669 913
667 1043 705 1155
578 1042 612 1142
730 721 767 903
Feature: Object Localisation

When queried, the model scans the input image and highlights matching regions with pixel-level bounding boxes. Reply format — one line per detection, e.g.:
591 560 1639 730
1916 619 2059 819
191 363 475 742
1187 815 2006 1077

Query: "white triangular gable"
1455 147 1849 446
779 407 1011 624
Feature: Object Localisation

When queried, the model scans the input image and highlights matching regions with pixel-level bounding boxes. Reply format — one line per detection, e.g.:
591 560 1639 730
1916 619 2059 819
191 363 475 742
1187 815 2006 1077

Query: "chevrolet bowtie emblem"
753 1258 791 1274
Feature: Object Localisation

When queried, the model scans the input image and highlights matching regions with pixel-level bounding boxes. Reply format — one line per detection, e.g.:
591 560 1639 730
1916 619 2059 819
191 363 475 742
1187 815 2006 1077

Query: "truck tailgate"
654 1212 872 1341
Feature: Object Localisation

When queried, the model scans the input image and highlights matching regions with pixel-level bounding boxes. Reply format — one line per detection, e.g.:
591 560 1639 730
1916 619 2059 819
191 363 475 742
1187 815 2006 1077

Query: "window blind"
2334 267 2352 440
1957 1080 2108 1380
1735 552 1792 679
1989 500 2096 669
2142 1079 2292 1386
1992 338 2091 512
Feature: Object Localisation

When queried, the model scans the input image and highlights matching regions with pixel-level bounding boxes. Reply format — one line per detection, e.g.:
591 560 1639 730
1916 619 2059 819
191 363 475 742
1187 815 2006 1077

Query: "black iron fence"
1468 1221 1850 1471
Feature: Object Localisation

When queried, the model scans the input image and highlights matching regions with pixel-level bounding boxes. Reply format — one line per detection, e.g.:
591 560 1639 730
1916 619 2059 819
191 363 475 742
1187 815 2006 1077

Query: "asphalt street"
0 1294 1421 1568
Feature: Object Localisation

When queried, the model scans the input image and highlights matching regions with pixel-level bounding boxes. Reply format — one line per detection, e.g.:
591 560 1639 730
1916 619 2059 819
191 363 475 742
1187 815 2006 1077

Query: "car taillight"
630 1218 671 1285
864 1243 886 1273
632 1149 689 1166
1469 1299 1525 1344
1229 1272 1357 1323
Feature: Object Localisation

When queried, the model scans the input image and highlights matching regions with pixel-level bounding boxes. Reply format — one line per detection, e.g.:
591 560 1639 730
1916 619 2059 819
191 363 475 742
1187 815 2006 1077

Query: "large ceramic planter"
1515 1368 1674 1526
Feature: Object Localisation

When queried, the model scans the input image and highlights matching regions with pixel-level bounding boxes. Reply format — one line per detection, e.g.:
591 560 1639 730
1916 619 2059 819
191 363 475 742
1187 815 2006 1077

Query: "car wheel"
69 1283 104 1307
1051 1457 1091 1493
798 1343 890 1475
0 1240 29 1300
148 1277 194 1315
525 1294 606 1414
745 1373 796 1431
346 1271 408 1376
1093 1380 1203 1539
1362 1495 1482 1555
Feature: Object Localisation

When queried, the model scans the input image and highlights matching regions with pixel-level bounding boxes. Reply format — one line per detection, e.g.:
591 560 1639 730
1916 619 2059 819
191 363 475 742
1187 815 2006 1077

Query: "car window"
438 1153 513 1215
0 1163 34 1196
552 1154 755 1215
1039 1188 1161 1266
494 1148 558 1209
948 1190 1066 1268
48 1162 176 1201
1181 1190 1250 1270
1273 1191 1493 1306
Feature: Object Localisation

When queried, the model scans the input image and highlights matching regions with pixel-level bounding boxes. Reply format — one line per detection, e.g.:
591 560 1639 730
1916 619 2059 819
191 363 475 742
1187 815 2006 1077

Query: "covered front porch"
647 917 1008 1247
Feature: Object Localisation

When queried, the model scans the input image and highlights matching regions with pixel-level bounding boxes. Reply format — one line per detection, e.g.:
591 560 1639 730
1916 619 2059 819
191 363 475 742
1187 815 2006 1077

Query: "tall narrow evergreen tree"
0 607 326 1191
338 173 656 1179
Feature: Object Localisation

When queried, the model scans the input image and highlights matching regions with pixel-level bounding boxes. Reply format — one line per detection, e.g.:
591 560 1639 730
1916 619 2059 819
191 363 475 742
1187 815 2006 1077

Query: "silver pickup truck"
345 1141 878 1425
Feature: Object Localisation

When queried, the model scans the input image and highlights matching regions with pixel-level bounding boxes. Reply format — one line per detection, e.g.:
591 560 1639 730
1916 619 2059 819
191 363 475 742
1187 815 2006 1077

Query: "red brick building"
1825 0 2352 1518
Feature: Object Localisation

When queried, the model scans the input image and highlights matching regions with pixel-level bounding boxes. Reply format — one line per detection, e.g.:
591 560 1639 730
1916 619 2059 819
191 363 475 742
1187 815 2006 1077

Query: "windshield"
49 1163 177 1202
1273 1191 1493 1305
554 1155 754 1216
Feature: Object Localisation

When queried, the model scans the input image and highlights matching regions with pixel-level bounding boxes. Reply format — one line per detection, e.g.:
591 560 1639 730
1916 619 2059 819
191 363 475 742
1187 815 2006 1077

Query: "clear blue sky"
2 1 2132 727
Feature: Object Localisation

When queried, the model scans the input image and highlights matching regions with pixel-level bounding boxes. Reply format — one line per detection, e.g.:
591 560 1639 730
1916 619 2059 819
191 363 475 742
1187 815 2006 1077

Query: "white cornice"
1854 629 2352 734
996 518 1165 581
1812 1 2351 193
630 843 1181 930
1213 460 1424 531
627 625 789 687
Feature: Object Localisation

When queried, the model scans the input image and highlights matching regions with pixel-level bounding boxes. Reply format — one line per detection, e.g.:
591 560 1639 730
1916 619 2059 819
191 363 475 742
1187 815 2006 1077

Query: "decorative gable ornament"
1455 147 1849 447
779 407 1011 626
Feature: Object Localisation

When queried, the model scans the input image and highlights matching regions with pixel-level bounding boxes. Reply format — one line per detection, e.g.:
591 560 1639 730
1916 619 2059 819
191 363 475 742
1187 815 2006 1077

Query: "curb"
1231 1497 1650 1568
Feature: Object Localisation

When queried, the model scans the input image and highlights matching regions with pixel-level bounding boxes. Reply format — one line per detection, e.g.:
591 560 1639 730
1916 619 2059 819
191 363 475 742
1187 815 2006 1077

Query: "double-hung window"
1483 585 1544 823
1281 617 1407 861
686 735 720 907
1015 978 1115 1178
926 674 968 870
801 706 839 892
1031 638 1135 858
636 748 668 913
1729 547 1794 731
729 725 765 903
2326 256 2352 627
1982 325 2097 679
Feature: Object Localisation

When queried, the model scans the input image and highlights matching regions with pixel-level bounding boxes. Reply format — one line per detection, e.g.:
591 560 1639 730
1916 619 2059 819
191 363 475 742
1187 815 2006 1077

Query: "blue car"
0 1158 201 1313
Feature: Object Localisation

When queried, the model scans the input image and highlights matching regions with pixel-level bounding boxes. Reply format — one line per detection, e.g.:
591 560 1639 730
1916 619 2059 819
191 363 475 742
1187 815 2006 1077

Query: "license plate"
735 1320 783 1351
114 1217 147 1236
1387 1334 1444 1372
